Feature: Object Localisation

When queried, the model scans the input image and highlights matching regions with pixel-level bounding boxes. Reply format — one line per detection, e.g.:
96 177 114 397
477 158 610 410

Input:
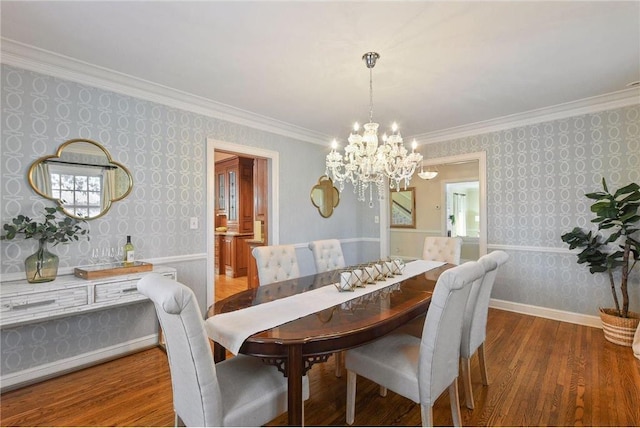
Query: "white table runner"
205 260 444 354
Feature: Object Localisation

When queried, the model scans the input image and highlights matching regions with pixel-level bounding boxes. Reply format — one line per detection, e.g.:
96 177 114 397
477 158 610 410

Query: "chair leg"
420 404 433 427
449 380 462 427
335 351 344 377
379 385 387 397
175 413 184 427
460 356 474 410
478 342 489 385
346 370 357 425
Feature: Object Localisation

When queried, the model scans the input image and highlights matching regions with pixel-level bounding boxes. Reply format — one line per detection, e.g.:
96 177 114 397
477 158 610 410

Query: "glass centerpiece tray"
74 261 153 280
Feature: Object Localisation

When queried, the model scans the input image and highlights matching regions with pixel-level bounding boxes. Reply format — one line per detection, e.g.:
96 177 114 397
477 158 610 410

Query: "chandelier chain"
369 66 374 124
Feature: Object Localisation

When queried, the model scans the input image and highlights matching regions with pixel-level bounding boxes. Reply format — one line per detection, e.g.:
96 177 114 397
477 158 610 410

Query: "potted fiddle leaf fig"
1 206 89 283
561 178 640 346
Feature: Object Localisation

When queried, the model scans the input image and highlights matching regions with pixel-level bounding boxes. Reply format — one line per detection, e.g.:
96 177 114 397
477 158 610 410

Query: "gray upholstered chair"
308 239 347 376
308 239 346 273
422 236 463 264
397 236 464 338
252 244 300 286
138 273 309 427
344 261 485 427
460 250 509 409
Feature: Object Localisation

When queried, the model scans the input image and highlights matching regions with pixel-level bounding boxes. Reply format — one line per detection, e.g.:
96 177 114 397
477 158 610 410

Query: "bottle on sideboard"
123 236 135 266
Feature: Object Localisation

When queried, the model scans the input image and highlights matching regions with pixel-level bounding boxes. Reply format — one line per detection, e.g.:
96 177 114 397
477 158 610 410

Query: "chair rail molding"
487 244 572 254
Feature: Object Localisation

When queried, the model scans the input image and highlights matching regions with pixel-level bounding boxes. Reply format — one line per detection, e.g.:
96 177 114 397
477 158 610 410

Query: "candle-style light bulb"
411 139 418 151
382 133 388 143
353 122 360 132
391 122 398 133
331 139 338 150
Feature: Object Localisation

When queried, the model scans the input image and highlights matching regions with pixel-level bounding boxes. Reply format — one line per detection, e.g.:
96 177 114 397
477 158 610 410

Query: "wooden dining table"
207 262 454 426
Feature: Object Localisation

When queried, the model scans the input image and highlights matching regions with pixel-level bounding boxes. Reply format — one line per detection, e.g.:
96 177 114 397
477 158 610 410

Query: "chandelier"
325 52 423 207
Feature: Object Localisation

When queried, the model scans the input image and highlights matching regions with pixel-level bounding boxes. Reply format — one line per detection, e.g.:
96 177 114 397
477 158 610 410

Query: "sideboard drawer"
1 287 88 324
94 279 143 304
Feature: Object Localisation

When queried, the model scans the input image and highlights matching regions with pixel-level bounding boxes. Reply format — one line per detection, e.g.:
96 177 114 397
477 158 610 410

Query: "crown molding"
0 38 330 146
413 87 640 145
4 38 638 148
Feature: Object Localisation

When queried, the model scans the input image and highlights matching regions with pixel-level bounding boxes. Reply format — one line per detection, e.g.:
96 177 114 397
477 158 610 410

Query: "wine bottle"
123 236 135 266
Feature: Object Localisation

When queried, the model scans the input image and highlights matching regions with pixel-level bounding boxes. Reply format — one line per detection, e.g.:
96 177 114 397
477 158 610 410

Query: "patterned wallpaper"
424 105 640 315
1 63 373 276
0 63 376 379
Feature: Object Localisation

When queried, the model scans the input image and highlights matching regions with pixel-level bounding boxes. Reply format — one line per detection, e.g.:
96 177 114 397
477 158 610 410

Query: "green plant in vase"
1 206 89 283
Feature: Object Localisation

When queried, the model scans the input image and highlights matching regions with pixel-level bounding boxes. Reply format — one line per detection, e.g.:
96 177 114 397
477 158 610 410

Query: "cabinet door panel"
216 172 226 213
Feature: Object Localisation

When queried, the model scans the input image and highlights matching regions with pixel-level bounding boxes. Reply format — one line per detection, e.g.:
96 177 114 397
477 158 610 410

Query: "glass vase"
24 240 59 283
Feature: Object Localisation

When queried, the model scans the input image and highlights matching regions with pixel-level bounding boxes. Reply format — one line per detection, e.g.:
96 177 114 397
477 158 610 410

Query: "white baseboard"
0 334 159 392
490 298 601 328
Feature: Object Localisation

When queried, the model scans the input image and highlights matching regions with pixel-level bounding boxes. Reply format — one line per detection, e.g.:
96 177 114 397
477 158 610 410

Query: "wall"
0 63 379 381
1 64 378 283
424 105 640 316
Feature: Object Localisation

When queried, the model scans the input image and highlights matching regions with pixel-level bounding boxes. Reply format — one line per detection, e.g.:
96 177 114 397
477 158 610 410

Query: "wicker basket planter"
599 308 640 347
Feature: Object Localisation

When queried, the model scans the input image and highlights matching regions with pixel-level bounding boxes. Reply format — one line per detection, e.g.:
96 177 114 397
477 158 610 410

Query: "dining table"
206 260 454 426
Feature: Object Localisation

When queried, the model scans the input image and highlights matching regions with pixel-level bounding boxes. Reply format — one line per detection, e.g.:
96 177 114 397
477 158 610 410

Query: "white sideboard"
0 266 176 391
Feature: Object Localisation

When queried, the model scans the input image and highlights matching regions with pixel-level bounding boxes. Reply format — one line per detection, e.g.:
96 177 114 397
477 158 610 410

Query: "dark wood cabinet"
222 233 252 277
215 156 254 234
215 156 257 278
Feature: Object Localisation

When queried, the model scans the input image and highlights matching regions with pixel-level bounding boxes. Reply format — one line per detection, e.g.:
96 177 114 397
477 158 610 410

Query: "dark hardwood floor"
2 274 639 426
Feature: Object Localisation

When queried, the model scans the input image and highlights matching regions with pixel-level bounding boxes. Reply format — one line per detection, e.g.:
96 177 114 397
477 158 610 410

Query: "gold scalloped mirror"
28 138 133 220
310 175 339 218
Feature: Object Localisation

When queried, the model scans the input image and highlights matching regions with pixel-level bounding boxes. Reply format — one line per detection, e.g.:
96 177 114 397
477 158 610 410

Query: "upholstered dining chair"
460 250 509 409
344 261 485 427
308 239 347 376
422 236 463 265
397 236 464 338
138 273 309 427
308 239 346 273
252 244 301 286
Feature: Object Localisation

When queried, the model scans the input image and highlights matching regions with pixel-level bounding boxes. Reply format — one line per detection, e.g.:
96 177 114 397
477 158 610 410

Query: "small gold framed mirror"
390 187 416 228
28 138 133 220
310 175 339 218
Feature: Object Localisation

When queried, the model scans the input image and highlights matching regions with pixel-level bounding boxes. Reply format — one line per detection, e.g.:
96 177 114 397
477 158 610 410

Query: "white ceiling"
2 1 639 144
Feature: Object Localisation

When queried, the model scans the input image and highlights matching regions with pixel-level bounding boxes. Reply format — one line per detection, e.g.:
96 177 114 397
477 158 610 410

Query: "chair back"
461 250 509 358
422 237 462 264
252 244 300 285
137 273 223 427
418 261 485 405
308 239 346 273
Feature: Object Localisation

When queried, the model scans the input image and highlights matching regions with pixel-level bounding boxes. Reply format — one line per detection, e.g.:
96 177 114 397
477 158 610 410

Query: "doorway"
445 181 480 239
385 151 486 261
206 138 280 306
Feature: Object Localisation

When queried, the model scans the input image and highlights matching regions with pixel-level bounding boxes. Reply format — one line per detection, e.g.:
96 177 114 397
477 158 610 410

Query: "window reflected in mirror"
28 139 133 220
390 187 416 228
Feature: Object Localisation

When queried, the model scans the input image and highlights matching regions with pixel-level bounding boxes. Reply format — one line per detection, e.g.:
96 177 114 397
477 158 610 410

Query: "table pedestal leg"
287 344 303 426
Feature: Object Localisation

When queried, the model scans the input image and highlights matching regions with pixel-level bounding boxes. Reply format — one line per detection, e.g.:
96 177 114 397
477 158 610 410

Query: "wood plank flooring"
2 275 639 426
